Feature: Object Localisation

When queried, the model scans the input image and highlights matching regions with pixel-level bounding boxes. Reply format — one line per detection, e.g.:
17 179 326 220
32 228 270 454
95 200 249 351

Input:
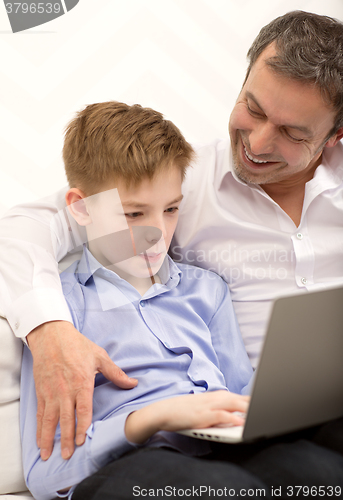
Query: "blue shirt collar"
76 245 182 292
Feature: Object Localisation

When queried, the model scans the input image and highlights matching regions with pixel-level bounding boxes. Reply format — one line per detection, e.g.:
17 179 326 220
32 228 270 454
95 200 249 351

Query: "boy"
20 101 254 500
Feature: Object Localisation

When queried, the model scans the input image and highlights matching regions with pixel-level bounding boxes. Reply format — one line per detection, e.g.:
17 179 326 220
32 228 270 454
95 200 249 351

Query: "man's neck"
260 157 321 227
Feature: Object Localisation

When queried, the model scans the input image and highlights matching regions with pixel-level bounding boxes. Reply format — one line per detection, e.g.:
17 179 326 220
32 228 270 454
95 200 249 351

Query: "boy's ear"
325 127 343 148
66 188 92 226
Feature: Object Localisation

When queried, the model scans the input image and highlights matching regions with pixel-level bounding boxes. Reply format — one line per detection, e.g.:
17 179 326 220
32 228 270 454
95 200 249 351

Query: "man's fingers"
29 321 137 461
59 397 77 460
39 403 60 461
36 398 45 448
75 386 94 447
98 350 138 389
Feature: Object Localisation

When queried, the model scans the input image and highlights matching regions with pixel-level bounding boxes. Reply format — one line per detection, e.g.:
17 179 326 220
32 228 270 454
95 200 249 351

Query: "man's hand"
125 390 250 444
27 320 137 461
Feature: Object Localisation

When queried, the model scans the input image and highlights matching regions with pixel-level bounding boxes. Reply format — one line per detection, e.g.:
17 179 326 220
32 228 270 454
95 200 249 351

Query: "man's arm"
0 191 137 460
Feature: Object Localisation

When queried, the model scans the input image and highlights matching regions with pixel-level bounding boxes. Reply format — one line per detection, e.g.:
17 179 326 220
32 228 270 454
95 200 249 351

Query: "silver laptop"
179 285 343 443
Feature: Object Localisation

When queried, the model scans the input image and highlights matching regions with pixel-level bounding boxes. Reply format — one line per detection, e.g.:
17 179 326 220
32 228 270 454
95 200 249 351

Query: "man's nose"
249 122 276 156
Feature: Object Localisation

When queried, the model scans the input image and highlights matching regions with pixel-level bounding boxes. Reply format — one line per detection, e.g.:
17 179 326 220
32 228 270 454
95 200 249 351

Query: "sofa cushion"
0 315 28 495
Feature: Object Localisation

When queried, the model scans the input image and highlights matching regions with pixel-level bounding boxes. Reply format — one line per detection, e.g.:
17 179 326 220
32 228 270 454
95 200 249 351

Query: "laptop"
179 285 343 443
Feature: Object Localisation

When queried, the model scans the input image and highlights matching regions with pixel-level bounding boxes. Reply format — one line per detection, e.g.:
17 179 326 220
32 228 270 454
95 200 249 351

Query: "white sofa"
0 314 34 499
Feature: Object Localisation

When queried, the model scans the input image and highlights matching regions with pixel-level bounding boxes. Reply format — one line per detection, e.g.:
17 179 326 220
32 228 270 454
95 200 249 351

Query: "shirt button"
140 301 145 308
296 233 303 240
301 277 307 285
15 322 19 329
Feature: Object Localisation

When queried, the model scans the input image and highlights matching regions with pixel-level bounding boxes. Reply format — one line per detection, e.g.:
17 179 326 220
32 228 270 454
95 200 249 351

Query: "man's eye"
284 130 304 143
247 103 262 117
125 212 142 219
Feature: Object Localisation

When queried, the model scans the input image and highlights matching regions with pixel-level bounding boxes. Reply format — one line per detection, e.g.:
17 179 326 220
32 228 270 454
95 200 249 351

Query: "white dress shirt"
0 139 342 366
171 139 343 366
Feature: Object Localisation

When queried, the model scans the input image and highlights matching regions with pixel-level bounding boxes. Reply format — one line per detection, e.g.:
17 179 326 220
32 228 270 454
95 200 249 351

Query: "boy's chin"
130 255 166 278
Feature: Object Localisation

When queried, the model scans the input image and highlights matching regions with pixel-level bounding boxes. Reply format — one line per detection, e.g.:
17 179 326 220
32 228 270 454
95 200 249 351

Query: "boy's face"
85 165 183 279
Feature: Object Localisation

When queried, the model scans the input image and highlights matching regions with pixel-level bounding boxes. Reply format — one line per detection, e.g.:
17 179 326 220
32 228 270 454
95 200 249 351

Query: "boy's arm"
207 278 254 394
125 278 252 445
125 391 249 444
21 345 138 500
21 343 248 500
0 191 136 461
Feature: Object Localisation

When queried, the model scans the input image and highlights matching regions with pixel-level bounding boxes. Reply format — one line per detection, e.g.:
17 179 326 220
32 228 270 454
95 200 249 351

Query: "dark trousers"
72 418 343 500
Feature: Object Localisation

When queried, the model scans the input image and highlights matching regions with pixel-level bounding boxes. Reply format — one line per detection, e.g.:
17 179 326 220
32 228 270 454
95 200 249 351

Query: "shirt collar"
215 140 255 192
76 245 182 290
217 139 343 193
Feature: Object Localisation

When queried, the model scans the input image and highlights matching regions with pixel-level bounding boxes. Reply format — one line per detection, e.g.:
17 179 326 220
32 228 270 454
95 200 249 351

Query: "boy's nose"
145 225 163 244
131 226 162 254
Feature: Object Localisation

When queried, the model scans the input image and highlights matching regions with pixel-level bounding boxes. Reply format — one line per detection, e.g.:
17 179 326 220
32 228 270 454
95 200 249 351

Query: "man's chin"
233 162 262 185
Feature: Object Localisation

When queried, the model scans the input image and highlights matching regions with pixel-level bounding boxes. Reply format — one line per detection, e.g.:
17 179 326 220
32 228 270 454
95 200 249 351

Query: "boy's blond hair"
63 101 194 195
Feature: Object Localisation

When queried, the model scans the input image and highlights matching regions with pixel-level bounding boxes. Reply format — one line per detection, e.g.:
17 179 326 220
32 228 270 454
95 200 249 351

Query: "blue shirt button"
140 301 145 307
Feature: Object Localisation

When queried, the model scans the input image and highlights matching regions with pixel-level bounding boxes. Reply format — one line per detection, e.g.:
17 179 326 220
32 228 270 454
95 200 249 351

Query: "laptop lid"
243 285 343 441
179 285 343 444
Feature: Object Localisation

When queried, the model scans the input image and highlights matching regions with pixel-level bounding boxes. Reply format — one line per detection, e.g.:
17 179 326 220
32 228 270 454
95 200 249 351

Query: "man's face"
87 166 183 280
228 44 337 187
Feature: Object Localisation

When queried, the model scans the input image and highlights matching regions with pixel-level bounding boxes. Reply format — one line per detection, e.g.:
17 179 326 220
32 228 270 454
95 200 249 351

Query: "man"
171 11 343 367
1 9 342 474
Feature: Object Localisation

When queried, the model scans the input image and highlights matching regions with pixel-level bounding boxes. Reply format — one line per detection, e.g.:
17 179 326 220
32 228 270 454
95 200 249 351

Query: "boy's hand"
125 391 250 444
27 320 138 461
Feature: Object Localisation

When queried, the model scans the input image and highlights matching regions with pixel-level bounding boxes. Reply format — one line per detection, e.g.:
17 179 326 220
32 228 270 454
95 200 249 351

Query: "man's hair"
245 10 343 136
63 101 194 194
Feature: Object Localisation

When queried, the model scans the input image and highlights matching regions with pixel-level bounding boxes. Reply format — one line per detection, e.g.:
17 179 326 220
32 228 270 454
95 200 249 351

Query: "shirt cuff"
6 288 73 340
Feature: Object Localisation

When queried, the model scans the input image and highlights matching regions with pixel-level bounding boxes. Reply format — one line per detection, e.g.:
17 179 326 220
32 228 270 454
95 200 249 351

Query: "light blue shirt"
20 249 253 500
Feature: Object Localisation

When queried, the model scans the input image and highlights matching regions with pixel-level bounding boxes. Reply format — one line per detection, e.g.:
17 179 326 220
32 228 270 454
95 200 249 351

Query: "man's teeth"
244 146 268 164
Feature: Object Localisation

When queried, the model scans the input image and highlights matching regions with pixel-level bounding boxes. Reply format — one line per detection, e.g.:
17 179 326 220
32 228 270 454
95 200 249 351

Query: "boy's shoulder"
59 261 80 295
59 260 87 331
176 261 227 294
174 262 230 318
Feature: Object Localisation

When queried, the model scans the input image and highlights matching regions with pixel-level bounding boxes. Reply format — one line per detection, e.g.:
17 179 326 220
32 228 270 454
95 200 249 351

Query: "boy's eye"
164 207 179 214
125 212 143 219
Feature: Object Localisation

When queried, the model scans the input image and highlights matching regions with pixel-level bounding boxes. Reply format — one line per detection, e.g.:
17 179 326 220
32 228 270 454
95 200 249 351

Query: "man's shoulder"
191 138 230 168
182 138 231 197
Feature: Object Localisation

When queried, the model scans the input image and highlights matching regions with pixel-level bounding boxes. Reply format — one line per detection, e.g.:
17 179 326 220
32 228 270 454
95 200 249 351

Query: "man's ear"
325 127 343 148
65 188 92 226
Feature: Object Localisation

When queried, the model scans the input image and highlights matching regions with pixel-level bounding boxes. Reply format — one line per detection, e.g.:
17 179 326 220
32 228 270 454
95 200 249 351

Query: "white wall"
0 0 342 215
